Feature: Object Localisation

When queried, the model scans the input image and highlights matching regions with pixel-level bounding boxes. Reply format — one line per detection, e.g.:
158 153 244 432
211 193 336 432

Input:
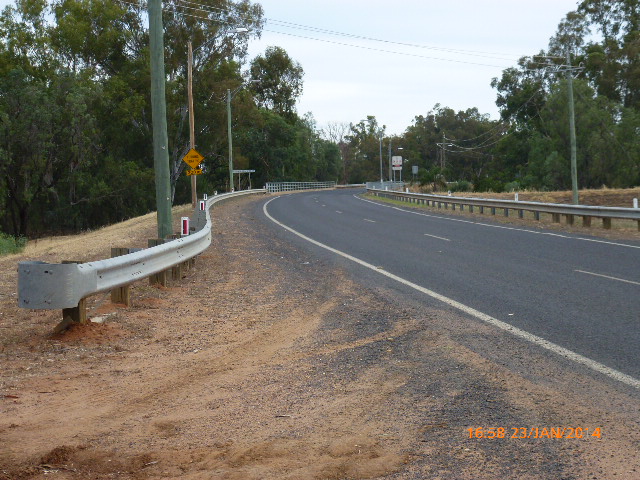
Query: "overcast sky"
0 0 582 135
247 0 581 135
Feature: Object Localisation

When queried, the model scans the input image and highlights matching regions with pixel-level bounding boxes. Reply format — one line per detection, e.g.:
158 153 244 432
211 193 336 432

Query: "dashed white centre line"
364 219 376 223
424 233 451 242
336 211 343 214
575 270 640 286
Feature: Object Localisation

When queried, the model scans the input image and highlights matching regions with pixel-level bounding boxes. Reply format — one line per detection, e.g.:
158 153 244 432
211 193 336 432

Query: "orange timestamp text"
467 427 602 439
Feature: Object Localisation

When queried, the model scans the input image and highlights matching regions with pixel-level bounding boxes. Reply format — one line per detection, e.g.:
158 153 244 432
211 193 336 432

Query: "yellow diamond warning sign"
182 148 204 169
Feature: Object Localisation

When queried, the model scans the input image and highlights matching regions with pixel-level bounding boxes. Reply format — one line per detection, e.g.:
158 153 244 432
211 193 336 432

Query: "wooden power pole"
188 41 197 208
148 0 173 239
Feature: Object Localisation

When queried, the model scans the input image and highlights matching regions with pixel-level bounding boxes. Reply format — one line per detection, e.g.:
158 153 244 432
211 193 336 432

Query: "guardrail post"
582 216 592 227
55 260 87 333
602 218 612 229
148 239 168 286
491 207 496 215
110 248 131 306
469 205 474 213
565 214 575 225
552 213 561 223
534 211 540 221
518 209 524 219
479 206 484 214
504 208 509 217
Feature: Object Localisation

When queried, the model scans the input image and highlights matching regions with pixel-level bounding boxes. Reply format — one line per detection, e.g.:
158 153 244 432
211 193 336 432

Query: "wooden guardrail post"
54 260 87 333
148 239 168 286
110 248 131 306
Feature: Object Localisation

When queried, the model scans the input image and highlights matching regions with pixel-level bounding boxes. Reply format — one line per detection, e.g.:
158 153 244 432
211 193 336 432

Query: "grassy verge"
0 232 27 256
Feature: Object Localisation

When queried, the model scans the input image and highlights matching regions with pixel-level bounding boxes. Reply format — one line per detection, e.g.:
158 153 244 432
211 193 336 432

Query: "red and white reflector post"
199 200 205 211
181 217 190 237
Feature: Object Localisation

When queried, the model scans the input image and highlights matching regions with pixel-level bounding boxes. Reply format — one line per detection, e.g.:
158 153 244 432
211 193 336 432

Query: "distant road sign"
392 155 403 167
186 168 202 176
232 169 256 173
182 148 204 168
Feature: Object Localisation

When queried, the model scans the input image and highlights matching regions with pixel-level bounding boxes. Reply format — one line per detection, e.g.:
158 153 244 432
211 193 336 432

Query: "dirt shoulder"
1 195 639 479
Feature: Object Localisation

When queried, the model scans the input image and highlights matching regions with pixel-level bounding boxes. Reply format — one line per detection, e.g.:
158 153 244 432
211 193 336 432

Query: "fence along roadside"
368 188 640 232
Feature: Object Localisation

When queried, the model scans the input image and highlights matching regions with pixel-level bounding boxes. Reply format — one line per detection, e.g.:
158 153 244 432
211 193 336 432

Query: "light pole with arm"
227 79 259 191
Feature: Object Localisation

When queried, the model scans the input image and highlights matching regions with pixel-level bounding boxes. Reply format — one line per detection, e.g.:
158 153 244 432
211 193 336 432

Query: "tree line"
337 0 639 194
0 0 341 237
1 0 637 239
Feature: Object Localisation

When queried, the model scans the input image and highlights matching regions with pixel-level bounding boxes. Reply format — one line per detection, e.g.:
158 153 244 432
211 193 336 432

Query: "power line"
168 0 521 67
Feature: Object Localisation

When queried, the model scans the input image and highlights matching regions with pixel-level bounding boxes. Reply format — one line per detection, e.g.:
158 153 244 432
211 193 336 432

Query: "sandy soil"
1 194 639 479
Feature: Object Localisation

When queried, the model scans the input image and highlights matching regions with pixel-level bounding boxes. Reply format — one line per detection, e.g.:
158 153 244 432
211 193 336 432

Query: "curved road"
263 188 640 385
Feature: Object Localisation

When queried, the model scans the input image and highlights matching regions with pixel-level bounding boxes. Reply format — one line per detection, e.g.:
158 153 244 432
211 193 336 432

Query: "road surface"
263 189 640 384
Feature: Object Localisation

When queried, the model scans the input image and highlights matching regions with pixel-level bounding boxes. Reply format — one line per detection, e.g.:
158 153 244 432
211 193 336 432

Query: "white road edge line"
356 194 640 250
264 197 640 390
424 233 451 242
575 270 640 286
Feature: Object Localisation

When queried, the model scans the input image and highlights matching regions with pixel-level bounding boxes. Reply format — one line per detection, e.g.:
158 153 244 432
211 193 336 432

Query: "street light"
187 27 250 201
365 118 384 185
227 79 259 191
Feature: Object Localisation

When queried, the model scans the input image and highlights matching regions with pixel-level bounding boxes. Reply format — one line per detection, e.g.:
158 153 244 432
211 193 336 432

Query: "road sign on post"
392 155 403 171
182 148 204 169
186 168 202 176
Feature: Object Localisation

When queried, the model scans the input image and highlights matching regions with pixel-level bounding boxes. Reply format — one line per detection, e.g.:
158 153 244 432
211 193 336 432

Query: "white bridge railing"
265 181 335 193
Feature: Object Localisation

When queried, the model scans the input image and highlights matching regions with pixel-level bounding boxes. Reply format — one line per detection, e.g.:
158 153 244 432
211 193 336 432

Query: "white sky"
246 0 581 135
0 0 582 135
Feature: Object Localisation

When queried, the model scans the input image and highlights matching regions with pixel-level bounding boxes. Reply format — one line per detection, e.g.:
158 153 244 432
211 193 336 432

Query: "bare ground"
1 195 639 479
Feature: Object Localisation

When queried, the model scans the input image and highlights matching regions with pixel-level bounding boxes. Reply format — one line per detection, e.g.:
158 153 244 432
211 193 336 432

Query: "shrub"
0 232 27 256
504 181 522 192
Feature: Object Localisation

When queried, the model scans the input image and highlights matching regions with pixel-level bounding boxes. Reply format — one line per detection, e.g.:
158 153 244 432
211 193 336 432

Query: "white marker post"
181 217 190 237
634 198 638 209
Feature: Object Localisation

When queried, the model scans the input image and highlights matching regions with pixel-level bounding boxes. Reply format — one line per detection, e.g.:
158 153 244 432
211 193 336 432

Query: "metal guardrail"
265 181 335 193
368 188 640 231
17 189 265 311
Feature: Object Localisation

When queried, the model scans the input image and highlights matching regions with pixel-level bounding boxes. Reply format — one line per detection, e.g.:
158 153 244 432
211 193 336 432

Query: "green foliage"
0 231 26 255
449 180 473 192
249 46 304 119
0 0 336 238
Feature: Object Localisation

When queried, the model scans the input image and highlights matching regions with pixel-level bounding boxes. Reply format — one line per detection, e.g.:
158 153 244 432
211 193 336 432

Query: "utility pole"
148 0 172 239
227 89 233 191
188 42 197 207
566 51 579 205
378 134 383 184
441 132 446 170
388 140 392 183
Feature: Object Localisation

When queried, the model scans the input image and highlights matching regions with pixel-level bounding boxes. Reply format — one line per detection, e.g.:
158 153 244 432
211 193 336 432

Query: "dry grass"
410 186 640 208
374 187 640 240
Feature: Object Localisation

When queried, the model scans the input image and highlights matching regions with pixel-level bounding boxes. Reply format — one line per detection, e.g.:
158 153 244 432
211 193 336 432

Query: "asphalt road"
262 188 640 383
